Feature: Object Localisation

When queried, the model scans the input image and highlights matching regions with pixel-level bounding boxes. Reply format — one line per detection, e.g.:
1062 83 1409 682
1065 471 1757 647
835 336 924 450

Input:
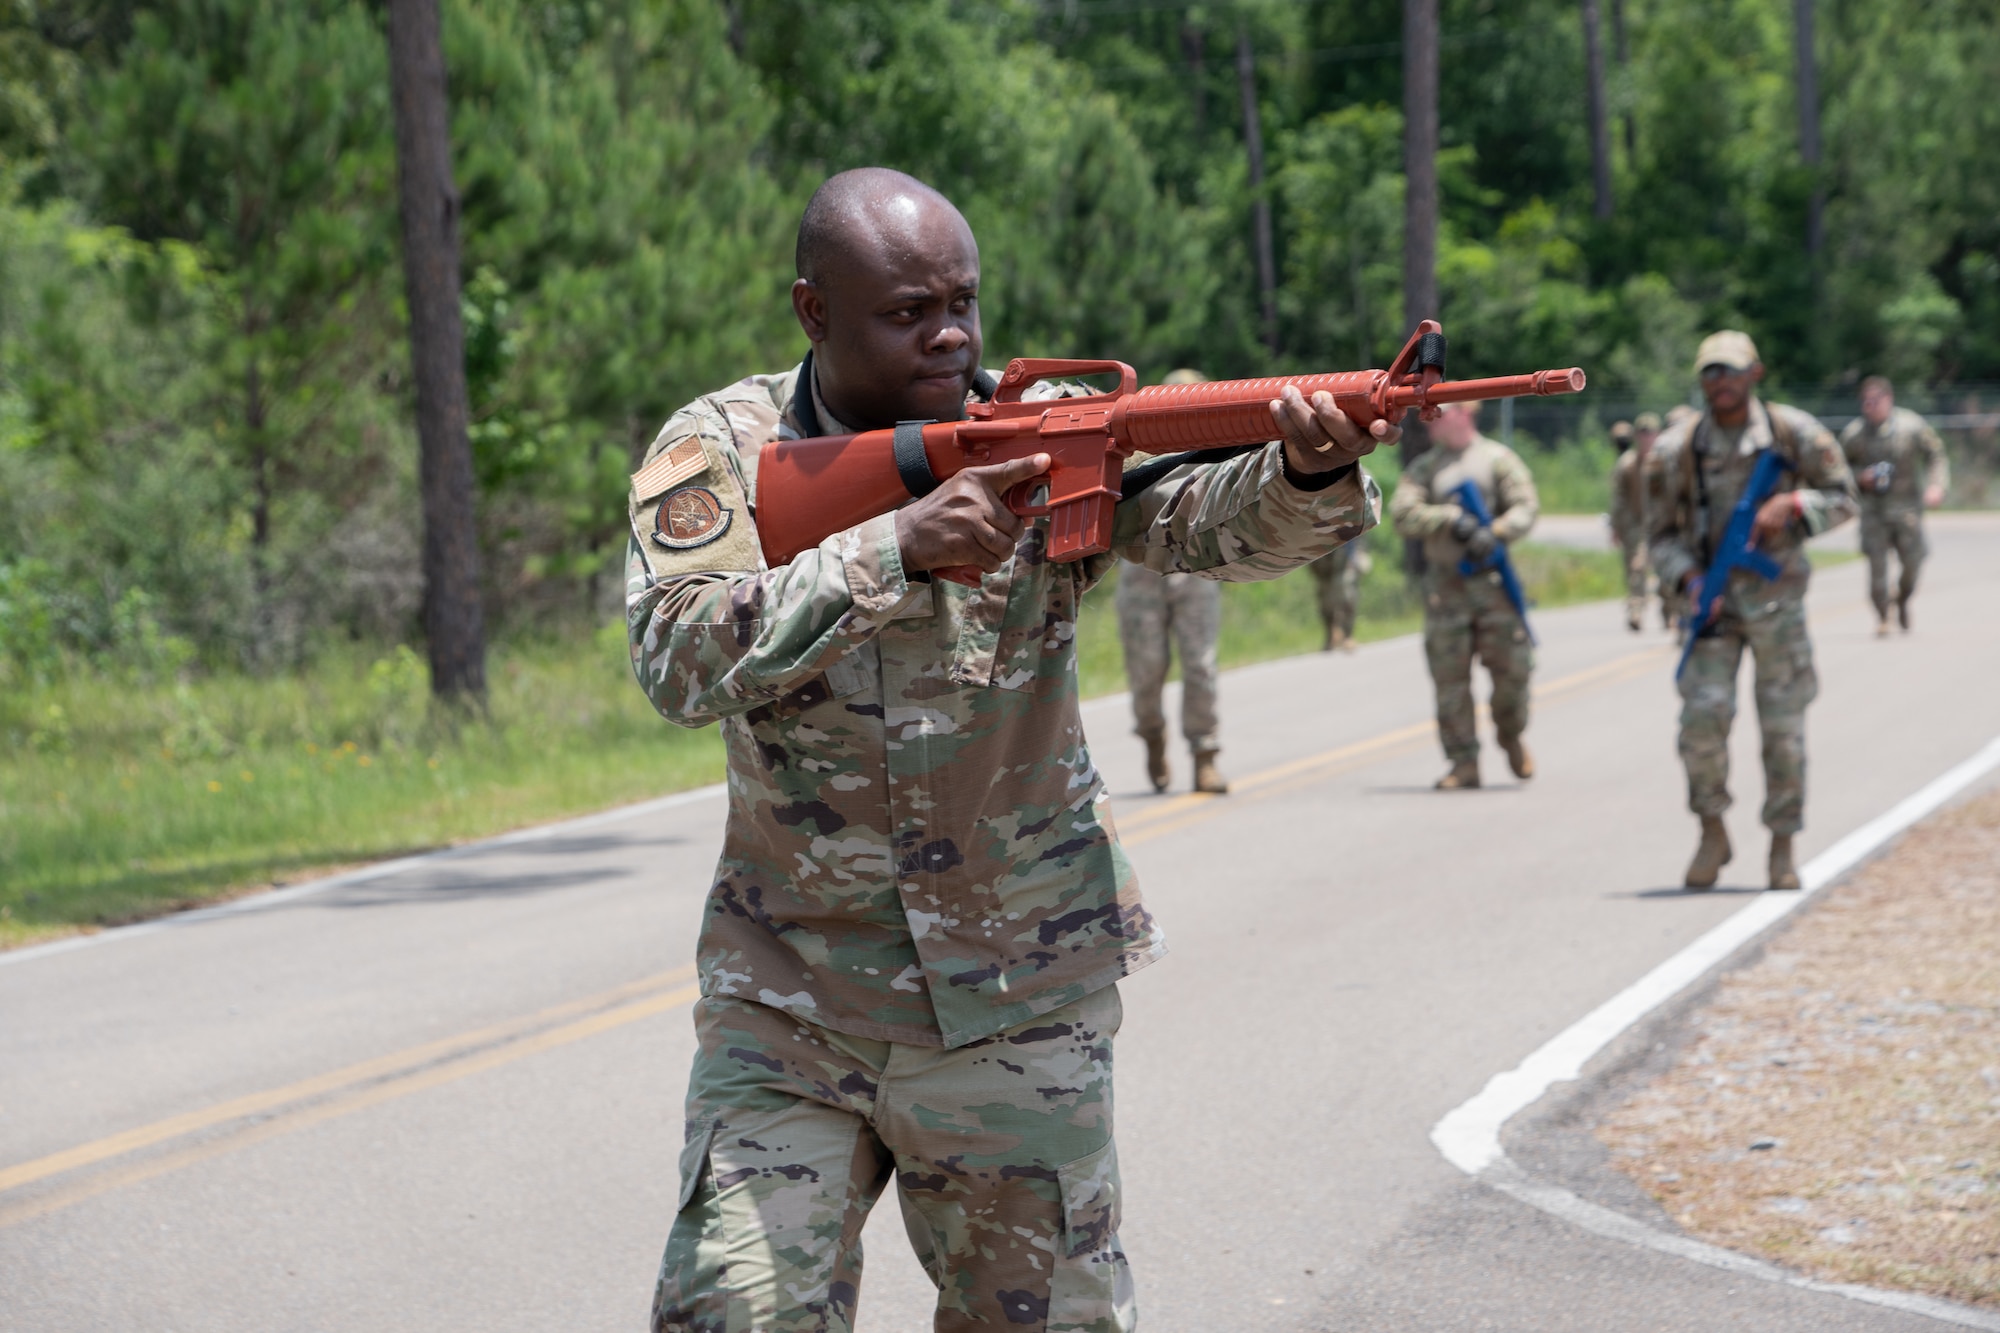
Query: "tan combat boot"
1874 616 1892 639
1434 759 1481 790
1502 737 1535 780
1322 623 1340 653
1192 749 1229 794
1684 815 1732 889
1141 729 1170 793
1768 834 1801 891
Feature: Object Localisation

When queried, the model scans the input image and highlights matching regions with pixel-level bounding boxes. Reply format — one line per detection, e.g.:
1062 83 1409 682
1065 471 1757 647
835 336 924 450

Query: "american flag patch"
630 435 708 501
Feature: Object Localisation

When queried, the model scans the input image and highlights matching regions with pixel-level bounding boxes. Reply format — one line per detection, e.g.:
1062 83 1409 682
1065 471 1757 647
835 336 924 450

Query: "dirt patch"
1597 786 2000 1308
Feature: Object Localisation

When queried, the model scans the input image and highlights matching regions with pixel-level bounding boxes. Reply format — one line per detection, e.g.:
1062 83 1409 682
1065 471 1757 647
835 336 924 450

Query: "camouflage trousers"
1676 596 1818 834
1859 505 1928 618
1115 563 1220 752
1308 544 1364 639
1422 574 1534 764
1619 537 1670 627
652 989 1133 1333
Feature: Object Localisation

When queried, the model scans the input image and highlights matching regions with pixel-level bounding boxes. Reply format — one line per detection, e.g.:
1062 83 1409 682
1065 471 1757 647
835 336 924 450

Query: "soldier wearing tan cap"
1643 331 1857 890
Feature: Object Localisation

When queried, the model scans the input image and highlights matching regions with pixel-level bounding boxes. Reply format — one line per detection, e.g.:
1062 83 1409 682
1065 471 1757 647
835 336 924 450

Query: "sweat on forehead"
794 167 969 283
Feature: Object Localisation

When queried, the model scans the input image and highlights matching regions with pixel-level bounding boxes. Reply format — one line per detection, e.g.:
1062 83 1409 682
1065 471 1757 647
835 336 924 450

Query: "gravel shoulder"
1592 786 2000 1308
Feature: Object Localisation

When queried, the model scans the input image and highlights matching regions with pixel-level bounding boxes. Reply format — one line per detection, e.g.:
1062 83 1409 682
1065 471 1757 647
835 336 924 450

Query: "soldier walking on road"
1840 376 1949 636
1390 401 1540 790
623 168 1385 1333
1117 369 1229 795
1609 413 1668 632
1644 331 1857 891
1308 538 1370 653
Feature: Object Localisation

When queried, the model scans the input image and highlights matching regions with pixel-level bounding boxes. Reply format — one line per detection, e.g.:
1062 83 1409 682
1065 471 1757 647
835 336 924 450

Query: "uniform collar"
1702 397 1773 456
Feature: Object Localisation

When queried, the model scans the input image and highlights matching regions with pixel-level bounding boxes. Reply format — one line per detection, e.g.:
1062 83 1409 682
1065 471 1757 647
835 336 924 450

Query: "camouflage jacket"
1609 447 1647 549
1643 398 1856 611
624 360 1380 1048
1839 406 1949 514
1388 433 1539 594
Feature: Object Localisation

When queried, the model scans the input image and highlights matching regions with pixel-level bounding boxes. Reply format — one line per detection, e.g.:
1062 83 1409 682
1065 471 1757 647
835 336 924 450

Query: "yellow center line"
0 967 698 1225
1117 643 1674 841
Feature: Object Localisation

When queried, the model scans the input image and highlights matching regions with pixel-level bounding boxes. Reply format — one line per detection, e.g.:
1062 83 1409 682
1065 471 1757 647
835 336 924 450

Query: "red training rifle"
755 321 1585 582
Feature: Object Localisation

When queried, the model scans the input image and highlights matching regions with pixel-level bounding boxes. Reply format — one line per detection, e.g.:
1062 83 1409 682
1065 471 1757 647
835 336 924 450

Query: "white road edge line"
0 783 728 970
1431 733 2000 1331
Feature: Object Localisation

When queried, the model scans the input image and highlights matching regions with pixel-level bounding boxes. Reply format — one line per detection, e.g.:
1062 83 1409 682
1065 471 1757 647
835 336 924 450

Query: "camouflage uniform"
625 359 1379 1332
1307 539 1370 647
1609 447 1667 628
1645 400 1856 834
1838 405 1949 621
1113 564 1220 754
1389 434 1539 767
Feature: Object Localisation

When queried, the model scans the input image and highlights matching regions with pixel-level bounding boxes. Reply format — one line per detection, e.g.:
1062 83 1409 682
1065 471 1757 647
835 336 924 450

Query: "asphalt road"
5 514 1995 1333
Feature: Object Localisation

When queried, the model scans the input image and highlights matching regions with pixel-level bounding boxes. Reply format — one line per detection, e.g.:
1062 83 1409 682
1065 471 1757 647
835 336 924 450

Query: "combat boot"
1434 759 1480 790
1141 729 1170 793
1322 624 1340 653
1874 615 1892 639
1192 749 1229 794
1502 737 1535 780
1768 834 1801 891
1684 815 1731 889
1626 602 1643 632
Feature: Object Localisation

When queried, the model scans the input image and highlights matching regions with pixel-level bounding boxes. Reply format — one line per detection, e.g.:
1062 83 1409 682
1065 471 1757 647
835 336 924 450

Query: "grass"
0 625 723 949
2 534 1624 949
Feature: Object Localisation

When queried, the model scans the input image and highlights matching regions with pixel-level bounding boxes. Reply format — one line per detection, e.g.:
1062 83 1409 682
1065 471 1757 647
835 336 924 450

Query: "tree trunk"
1236 25 1279 357
1793 0 1823 257
387 0 487 703
1611 0 1635 159
1401 0 1440 577
1183 21 1206 138
1582 0 1614 220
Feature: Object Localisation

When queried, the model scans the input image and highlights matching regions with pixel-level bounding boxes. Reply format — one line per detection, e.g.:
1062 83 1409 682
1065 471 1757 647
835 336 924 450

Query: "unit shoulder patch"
651 484 733 550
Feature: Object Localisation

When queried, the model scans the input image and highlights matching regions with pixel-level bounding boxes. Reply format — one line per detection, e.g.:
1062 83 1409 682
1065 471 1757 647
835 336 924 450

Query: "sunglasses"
1698 365 1748 381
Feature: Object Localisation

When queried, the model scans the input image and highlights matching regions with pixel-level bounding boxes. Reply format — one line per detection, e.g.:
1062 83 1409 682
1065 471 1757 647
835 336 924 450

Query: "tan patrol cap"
1610 420 1634 441
1693 330 1759 373
1634 411 1663 432
1161 368 1209 385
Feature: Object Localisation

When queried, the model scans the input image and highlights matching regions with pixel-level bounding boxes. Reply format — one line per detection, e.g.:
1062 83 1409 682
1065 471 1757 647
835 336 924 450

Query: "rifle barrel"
1112 367 1585 453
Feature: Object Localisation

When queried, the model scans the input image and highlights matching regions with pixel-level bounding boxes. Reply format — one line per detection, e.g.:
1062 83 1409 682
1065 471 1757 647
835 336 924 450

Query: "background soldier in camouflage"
1308 538 1369 652
1609 413 1668 632
1115 370 1227 795
1389 400 1540 789
625 168 1387 1333
1645 331 1857 891
1840 375 1949 636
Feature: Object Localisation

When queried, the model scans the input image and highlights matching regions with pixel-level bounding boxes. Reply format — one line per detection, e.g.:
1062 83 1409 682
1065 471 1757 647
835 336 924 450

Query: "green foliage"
1 0 1996 681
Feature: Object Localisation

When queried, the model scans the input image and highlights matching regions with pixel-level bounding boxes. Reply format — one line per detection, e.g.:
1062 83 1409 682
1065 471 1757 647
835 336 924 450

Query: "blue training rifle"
1674 447 1794 680
1451 479 1536 645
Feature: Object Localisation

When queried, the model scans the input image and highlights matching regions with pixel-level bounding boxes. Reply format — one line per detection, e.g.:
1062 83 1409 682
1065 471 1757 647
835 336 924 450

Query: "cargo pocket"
676 1118 719 1212
1057 1139 1121 1259
1049 1138 1136 1329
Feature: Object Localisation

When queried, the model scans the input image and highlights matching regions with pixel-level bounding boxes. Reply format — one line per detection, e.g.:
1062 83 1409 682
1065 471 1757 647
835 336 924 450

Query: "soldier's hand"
1750 492 1799 547
1462 526 1498 561
895 453 1050 577
1925 484 1945 508
1270 385 1399 474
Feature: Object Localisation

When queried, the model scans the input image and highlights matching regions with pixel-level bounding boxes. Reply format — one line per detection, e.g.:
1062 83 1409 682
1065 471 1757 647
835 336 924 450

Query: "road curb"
1429 733 2000 1328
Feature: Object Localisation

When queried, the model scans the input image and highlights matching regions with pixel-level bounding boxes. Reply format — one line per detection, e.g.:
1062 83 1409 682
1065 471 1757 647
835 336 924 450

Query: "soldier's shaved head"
795 168 971 286
790 168 984 430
